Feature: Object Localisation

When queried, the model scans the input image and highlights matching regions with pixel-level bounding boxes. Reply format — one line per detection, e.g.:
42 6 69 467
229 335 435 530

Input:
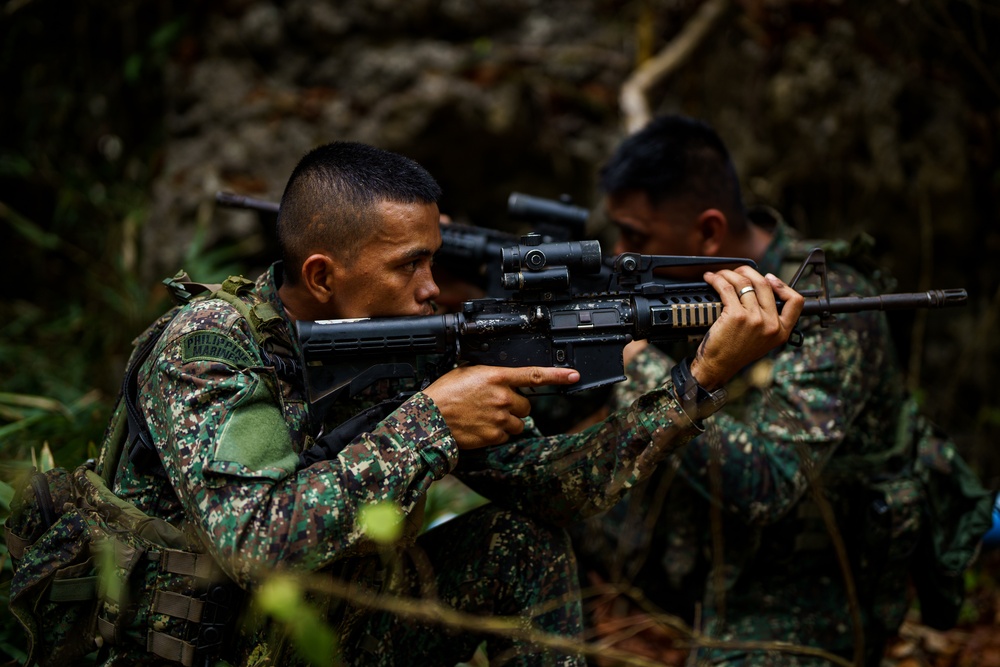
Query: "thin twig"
304 574 669 667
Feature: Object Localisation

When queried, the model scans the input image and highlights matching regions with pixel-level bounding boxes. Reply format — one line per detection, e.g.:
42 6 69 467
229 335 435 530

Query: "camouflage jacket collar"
255 262 303 361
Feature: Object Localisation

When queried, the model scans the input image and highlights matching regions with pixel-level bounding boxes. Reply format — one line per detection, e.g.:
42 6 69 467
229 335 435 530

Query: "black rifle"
296 235 967 413
437 193 588 295
215 191 279 214
214 190 589 296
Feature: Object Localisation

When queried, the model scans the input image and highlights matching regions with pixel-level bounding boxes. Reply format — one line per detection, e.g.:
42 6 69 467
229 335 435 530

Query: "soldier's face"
606 190 712 280
328 200 442 319
607 190 701 257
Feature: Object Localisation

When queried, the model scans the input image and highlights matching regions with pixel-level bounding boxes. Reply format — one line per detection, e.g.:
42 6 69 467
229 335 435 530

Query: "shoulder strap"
100 308 183 485
225 277 292 344
298 394 409 468
123 331 173 478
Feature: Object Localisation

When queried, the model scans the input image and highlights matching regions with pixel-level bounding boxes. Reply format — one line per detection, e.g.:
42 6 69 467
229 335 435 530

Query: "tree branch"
620 0 733 134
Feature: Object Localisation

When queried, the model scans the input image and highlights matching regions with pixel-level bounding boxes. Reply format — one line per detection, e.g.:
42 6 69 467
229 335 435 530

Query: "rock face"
146 0 637 281
150 2 992 284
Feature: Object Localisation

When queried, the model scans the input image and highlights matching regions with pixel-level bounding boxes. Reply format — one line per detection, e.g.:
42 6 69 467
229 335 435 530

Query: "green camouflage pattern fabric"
6 466 99 667
96 263 709 665
572 220 910 666
341 503 584 666
454 378 703 526
5 463 229 667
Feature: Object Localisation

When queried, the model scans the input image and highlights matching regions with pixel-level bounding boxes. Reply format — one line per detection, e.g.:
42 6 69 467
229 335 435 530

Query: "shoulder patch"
180 331 256 368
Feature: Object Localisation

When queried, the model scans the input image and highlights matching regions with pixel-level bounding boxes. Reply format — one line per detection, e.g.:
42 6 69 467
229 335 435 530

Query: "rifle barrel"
800 289 968 316
215 191 280 214
507 192 589 230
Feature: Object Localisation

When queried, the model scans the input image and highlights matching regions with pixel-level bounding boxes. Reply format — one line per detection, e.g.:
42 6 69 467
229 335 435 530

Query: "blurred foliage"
1 1 185 457
359 501 405 544
0 1 254 471
0 2 213 660
254 575 340 666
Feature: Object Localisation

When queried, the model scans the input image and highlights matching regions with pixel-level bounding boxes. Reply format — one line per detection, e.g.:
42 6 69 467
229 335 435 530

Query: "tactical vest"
3 272 291 667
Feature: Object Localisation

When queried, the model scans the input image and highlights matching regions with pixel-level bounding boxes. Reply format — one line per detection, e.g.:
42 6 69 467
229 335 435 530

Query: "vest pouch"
5 467 104 667
91 537 240 666
7 509 104 666
139 547 242 665
74 468 242 666
94 533 151 646
4 463 241 667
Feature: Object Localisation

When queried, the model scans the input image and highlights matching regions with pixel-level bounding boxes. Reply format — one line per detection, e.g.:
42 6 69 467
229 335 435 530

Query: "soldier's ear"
696 209 729 256
300 253 339 304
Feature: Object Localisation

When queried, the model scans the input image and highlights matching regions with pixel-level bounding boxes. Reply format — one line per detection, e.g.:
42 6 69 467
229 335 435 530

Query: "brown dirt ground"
584 551 1000 666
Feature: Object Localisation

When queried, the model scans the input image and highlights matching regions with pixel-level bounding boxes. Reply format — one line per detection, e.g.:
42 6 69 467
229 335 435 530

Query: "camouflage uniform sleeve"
142 304 458 585
608 344 677 412
453 377 706 526
677 312 882 526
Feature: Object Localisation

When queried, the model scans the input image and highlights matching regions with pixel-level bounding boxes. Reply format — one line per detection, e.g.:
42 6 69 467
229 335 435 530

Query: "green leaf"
0 202 61 250
255 575 338 666
256 575 302 623
0 638 28 664
34 442 55 473
0 392 71 415
0 153 32 178
0 390 98 444
150 20 184 52
124 54 143 83
0 412 58 441
0 479 14 513
359 501 403 544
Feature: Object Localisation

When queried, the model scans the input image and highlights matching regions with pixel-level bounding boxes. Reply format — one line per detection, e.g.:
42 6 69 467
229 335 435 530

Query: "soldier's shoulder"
163 295 254 342
148 296 262 372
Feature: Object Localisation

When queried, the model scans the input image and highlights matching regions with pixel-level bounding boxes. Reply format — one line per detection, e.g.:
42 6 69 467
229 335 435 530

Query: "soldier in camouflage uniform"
98 140 803 666
571 115 911 666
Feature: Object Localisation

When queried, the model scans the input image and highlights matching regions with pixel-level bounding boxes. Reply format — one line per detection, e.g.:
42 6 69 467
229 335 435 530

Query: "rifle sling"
124 331 170 479
298 394 411 468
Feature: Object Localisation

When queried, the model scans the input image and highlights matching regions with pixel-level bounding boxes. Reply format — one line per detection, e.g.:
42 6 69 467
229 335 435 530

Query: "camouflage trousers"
688 567 891 667
568 481 897 667
340 503 585 666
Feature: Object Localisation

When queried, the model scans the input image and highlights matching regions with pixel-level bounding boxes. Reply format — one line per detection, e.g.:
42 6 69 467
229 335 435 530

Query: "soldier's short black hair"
277 141 442 284
599 115 746 230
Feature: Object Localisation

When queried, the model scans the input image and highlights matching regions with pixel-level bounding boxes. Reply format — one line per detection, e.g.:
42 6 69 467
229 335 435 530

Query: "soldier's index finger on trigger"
507 366 580 388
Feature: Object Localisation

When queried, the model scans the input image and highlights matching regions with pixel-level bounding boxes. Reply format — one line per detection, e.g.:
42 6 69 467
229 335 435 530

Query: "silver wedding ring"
738 285 756 299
